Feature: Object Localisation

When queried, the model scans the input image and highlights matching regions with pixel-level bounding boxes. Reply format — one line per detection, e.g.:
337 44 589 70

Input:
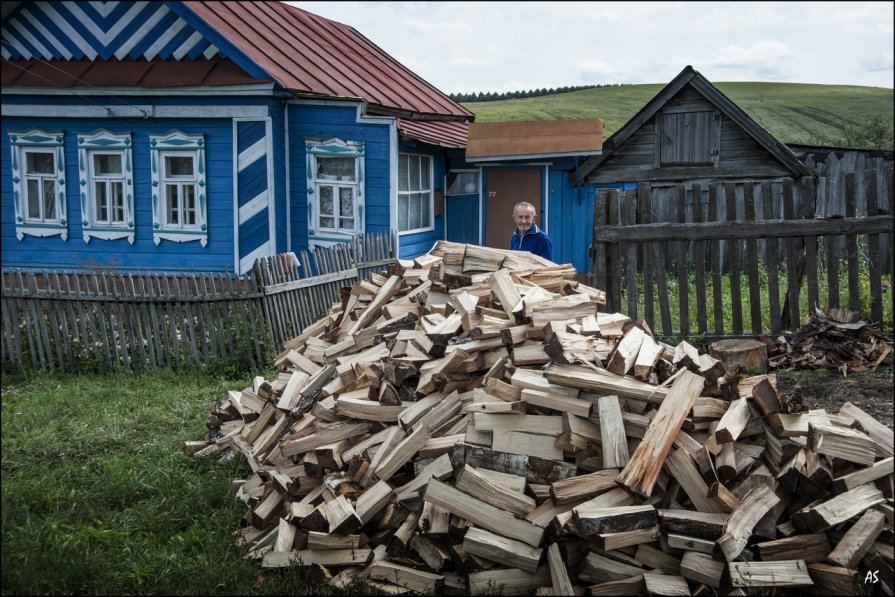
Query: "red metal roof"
182 1 473 120
397 119 468 149
1 58 269 88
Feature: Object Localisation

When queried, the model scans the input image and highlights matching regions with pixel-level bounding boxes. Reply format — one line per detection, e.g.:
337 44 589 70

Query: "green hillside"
462 82 894 147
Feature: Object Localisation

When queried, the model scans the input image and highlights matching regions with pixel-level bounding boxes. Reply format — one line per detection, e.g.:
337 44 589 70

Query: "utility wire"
1 40 152 119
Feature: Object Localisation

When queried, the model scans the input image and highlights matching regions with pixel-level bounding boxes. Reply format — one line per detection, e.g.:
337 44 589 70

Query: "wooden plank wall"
1 231 396 373
591 168 893 339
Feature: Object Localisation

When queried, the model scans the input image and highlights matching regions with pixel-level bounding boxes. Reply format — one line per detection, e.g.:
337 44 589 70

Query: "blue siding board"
1 114 239 273
7 26 41 59
237 161 268 206
107 3 167 55
157 24 199 60
77 2 104 24
128 10 181 60
239 210 269 256
287 103 390 254
36 14 85 60
237 121 266 154
270 102 287 252
106 2 136 25
187 37 212 60
446 194 479 245
54 3 104 53
14 17 56 58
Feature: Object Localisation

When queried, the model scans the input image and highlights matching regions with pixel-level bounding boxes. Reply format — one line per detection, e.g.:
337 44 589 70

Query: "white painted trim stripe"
64 3 104 46
105 2 148 46
237 138 266 172
3 85 275 97
202 44 219 59
9 18 52 58
2 26 33 58
172 30 203 61
37 1 97 59
21 9 72 59
144 18 187 61
2 104 269 119
239 191 268 224
240 240 271 274
2 47 11 60
114 4 169 60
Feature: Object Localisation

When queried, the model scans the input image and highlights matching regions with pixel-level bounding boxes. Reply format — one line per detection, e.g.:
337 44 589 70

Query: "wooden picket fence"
591 169 894 340
1 231 396 373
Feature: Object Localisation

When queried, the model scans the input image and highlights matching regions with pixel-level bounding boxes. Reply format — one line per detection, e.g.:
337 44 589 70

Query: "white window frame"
149 131 207 246
78 130 135 244
8 129 67 240
397 152 434 234
306 137 365 246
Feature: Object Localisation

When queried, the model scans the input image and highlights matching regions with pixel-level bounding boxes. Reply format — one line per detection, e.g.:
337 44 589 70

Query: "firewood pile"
186 241 894 596
763 307 894 375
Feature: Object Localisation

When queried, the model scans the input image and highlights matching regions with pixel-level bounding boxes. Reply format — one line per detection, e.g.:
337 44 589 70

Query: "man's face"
514 207 535 233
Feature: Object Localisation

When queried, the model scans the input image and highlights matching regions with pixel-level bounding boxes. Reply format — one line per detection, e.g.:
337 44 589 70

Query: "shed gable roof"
574 66 811 184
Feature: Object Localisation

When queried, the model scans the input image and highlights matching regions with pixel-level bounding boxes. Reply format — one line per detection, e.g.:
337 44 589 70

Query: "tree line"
449 83 629 103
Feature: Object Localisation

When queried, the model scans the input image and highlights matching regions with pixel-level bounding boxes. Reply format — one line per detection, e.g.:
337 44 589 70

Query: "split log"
573 504 658 536
455 464 536 516
791 483 886 533
616 370 705 498
716 485 780 561
423 478 544 547
838 401 893 457
546 542 576 595
366 561 444 593
468 568 551 596
825 509 886 568
462 526 543 573
729 560 813 588
641 571 690 596
753 533 831 563
680 551 725 588
598 395 630 468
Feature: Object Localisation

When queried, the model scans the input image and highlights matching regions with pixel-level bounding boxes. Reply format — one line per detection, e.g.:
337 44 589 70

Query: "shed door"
485 168 541 249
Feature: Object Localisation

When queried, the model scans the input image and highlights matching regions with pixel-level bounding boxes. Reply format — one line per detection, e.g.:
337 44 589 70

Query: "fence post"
591 188 607 298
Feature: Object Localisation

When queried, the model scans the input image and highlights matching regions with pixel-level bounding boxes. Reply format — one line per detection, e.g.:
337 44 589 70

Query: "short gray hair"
513 201 536 216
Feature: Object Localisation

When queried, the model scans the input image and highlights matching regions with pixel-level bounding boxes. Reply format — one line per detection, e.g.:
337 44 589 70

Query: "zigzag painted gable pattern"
1 1 218 61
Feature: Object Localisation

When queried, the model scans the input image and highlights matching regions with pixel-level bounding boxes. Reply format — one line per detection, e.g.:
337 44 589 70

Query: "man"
510 201 553 262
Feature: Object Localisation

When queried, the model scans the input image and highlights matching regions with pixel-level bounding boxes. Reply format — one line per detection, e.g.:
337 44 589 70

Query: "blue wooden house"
1 0 473 274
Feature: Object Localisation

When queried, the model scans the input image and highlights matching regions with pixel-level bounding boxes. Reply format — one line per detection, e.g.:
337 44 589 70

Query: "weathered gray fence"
592 169 894 340
1 231 396 373
252 232 396 353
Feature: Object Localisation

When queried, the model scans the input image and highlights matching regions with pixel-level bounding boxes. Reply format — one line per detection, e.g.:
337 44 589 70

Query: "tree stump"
710 339 768 375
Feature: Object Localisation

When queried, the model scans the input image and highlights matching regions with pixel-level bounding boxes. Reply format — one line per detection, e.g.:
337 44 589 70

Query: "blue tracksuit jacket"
510 224 553 262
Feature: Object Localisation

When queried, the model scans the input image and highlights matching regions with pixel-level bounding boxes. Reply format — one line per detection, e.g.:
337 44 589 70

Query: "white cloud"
711 41 793 68
864 52 894 72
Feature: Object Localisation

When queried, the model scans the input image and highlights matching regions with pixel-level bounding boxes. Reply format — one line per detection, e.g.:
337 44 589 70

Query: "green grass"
463 82 894 146
618 258 893 344
0 369 377 596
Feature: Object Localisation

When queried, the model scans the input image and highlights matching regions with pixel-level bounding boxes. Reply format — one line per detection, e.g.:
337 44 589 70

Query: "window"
78 130 135 243
306 138 365 244
656 109 719 167
8 129 67 240
149 131 207 246
447 171 480 196
398 153 433 233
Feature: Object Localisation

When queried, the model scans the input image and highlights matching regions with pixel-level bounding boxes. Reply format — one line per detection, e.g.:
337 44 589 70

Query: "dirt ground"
775 366 894 430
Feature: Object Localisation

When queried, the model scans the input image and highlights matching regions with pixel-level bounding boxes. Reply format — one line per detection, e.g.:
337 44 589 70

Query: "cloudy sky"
288 1 894 94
